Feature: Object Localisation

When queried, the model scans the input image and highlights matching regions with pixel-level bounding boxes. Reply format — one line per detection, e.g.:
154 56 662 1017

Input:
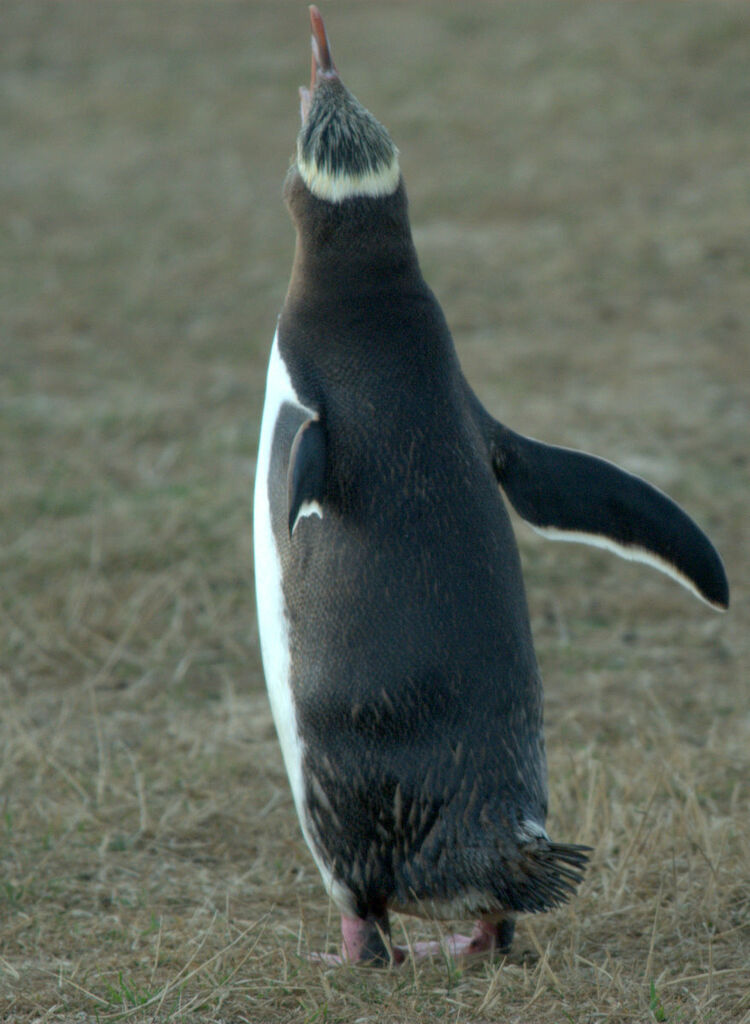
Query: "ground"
1 2 748 1022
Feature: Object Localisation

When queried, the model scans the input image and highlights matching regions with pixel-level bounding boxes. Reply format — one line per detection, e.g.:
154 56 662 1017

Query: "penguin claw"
307 950 350 966
307 947 405 968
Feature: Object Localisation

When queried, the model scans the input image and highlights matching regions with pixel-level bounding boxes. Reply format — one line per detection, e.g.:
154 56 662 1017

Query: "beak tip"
308 5 336 75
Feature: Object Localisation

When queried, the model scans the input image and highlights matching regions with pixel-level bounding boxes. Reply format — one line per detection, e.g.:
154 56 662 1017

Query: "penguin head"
292 6 400 205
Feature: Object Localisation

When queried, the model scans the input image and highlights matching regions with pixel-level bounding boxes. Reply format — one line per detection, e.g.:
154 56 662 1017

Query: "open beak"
300 5 338 124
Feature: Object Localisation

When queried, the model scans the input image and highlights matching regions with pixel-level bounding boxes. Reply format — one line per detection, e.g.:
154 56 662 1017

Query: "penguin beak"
300 5 338 124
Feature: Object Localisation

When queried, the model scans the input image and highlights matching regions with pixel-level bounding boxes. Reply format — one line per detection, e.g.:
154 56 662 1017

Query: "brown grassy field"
1 2 748 1021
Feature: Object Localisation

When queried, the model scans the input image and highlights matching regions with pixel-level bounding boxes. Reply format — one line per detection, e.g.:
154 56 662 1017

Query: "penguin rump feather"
385 837 592 920
510 838 591 914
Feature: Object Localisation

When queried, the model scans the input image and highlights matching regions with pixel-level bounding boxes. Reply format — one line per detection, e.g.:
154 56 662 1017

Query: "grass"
1 1 748 1021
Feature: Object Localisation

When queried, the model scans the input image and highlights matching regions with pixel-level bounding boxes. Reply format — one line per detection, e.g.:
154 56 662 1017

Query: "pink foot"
395 917 515 962
310 915 514 966
309 912 402 965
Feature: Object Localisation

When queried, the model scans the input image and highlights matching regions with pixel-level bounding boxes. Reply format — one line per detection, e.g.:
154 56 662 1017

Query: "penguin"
253 6 729 966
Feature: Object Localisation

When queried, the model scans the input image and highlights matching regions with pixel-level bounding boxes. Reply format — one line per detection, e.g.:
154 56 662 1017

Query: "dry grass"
1 1 749 1021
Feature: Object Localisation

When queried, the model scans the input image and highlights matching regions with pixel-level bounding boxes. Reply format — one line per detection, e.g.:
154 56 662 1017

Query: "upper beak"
300 5 338 124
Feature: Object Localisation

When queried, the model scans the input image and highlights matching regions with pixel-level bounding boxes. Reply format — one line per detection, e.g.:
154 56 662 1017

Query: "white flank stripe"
253 333 310 820
531 525 721 610
253 332 354 914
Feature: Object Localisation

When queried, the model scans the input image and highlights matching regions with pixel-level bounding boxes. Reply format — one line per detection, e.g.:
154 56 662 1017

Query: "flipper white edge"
531 524 725 611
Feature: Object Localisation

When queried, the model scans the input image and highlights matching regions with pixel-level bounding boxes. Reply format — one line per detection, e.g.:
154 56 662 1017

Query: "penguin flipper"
481 416 729 611
288 418 327 536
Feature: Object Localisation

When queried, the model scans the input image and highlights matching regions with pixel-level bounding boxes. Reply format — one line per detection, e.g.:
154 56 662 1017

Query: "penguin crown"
297 79 400 203
295 7 400 204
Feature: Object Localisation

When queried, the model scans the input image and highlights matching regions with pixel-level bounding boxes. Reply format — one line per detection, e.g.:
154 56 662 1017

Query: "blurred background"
1 2 748 1020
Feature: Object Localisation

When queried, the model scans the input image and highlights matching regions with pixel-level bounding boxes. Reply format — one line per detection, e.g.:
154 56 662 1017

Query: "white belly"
253 331 354 914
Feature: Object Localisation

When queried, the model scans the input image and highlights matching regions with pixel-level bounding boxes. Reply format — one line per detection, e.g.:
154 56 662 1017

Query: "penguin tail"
511 835 591 913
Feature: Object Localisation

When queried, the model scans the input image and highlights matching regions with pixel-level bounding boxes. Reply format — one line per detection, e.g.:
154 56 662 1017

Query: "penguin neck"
289 229 421 299
285 174 424 302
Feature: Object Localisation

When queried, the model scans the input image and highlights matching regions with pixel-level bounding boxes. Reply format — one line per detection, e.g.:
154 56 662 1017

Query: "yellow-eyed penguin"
253 6 729 965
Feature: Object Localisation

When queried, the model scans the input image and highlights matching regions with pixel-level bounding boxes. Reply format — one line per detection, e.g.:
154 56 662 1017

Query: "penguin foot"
310 912 404 966
395 916 515 962
311 914 514 966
